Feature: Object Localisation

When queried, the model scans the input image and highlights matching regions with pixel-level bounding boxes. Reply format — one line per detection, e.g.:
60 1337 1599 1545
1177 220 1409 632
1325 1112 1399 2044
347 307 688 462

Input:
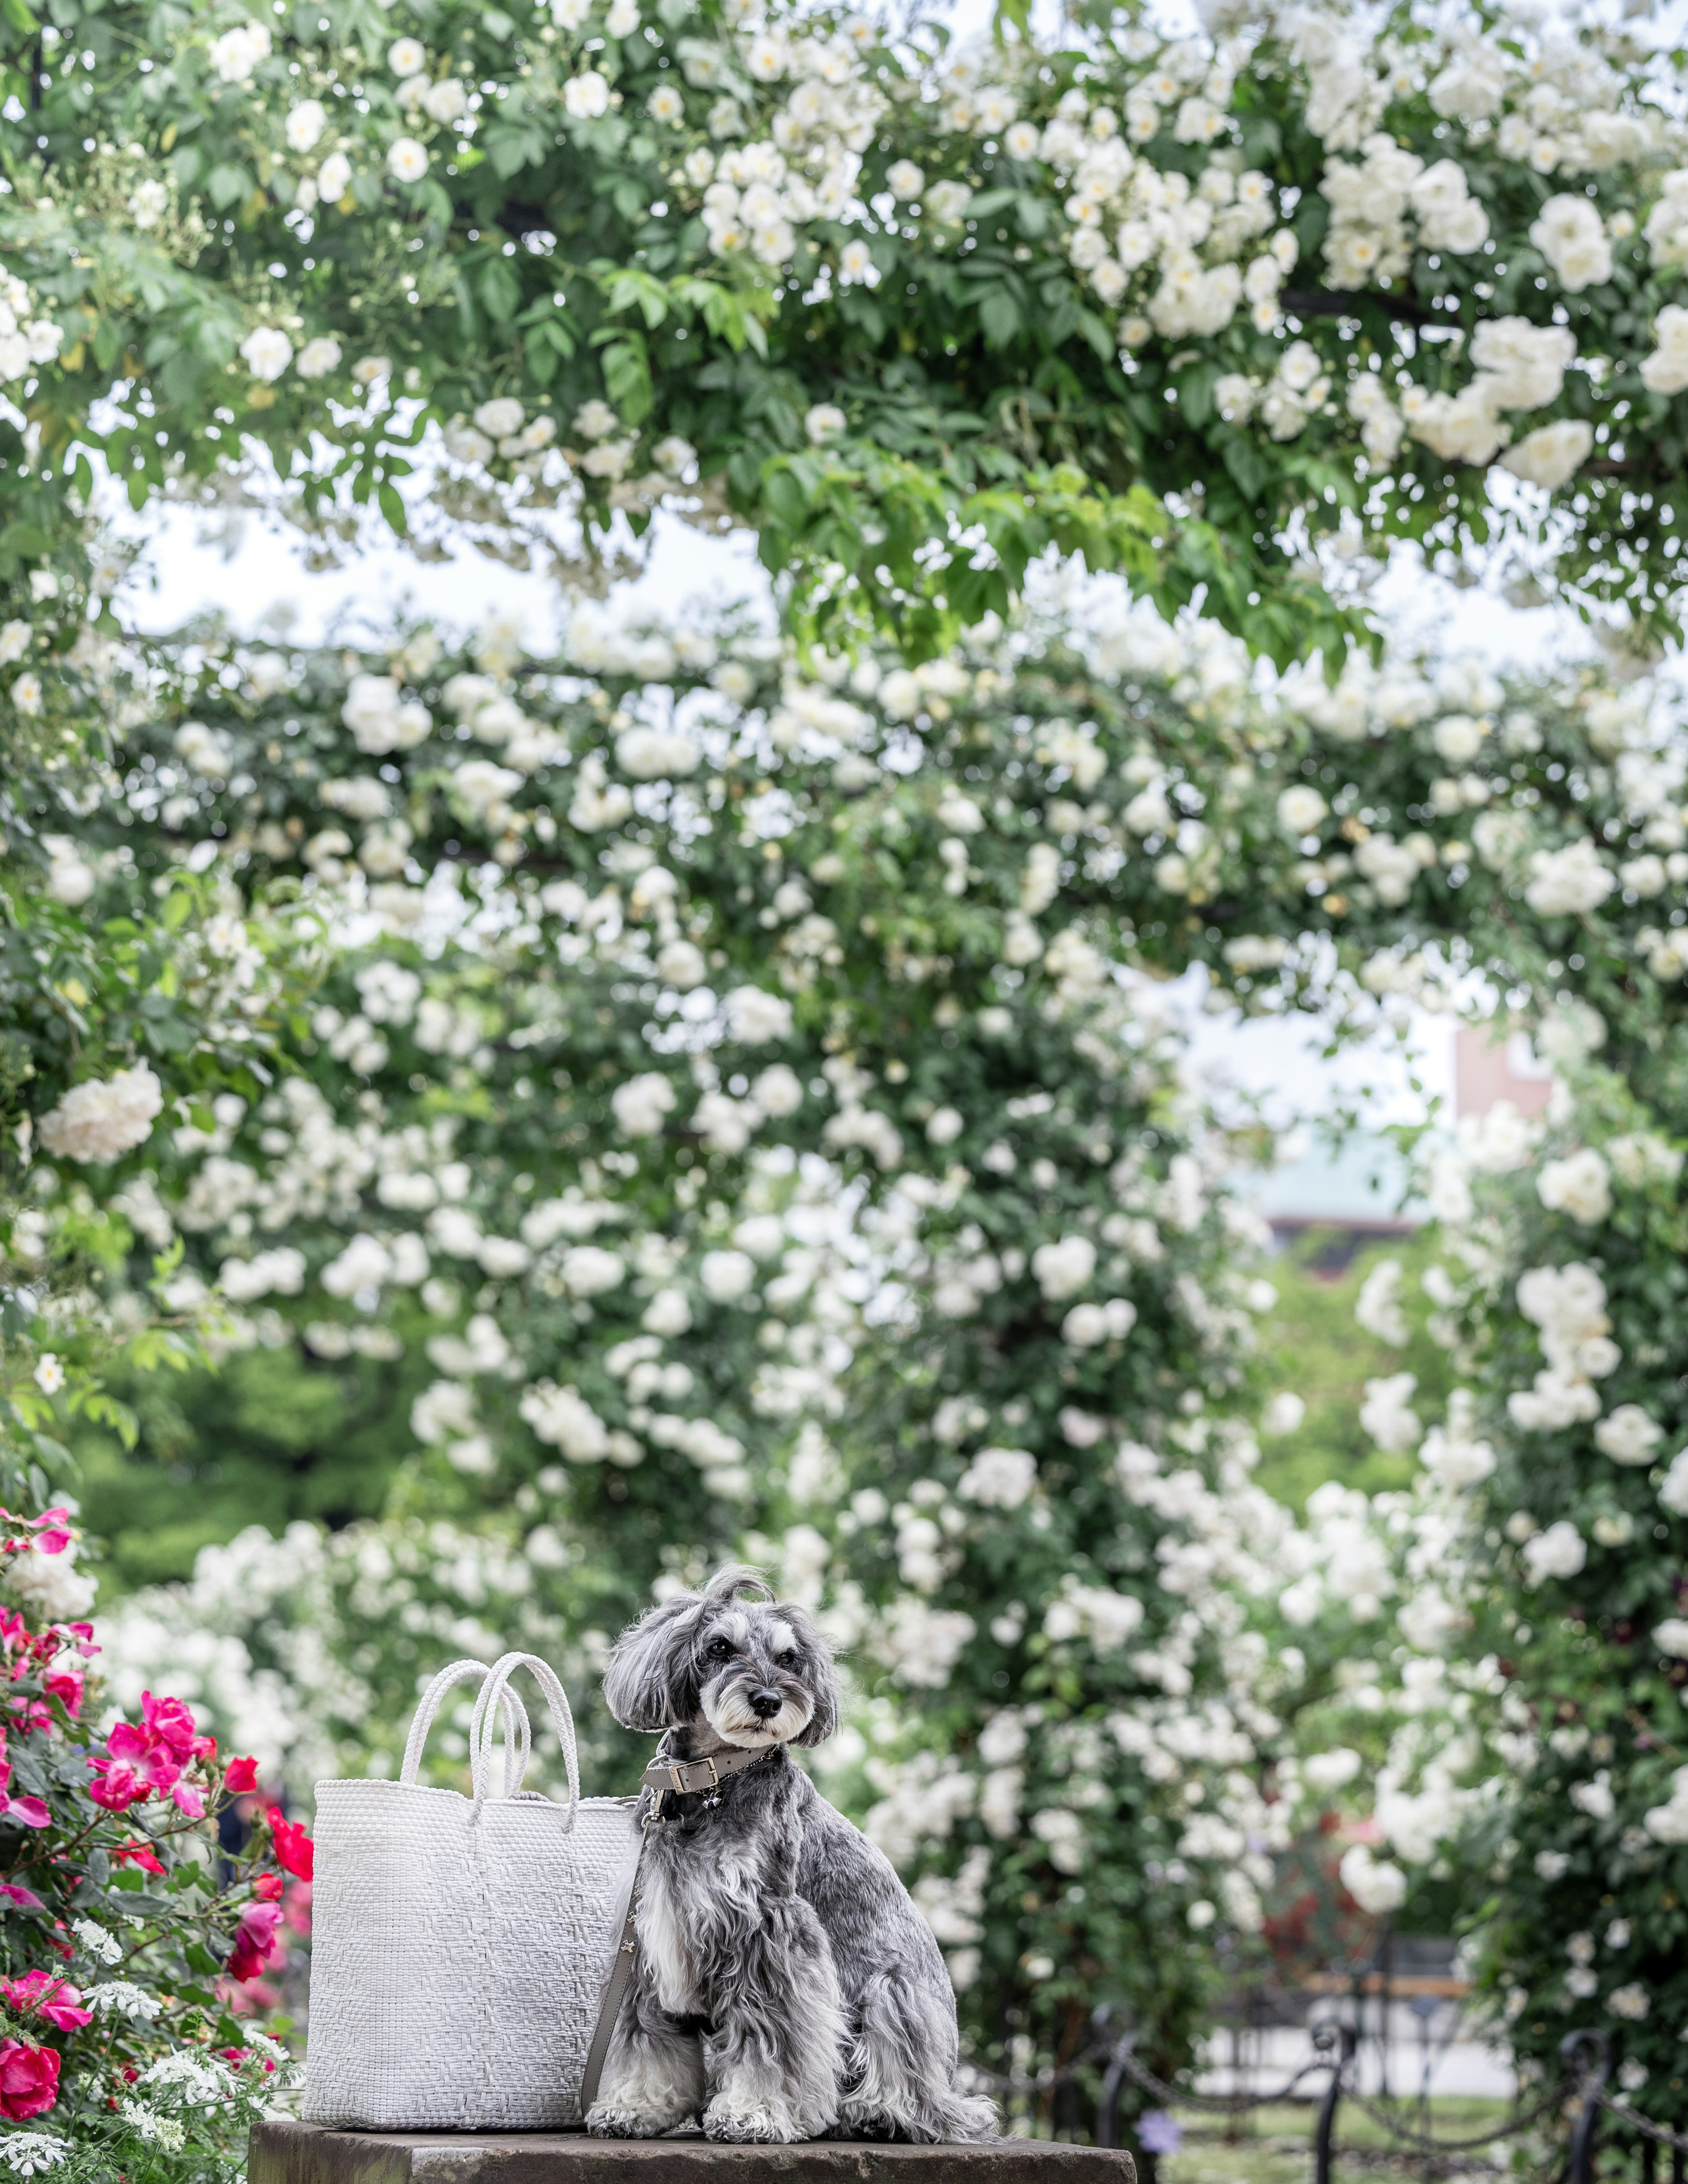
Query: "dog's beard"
702 1674 814 1748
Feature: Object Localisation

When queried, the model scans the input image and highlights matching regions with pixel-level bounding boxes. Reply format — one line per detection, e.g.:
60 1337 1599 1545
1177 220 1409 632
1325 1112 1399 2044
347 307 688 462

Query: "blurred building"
1243 1020 1552 1269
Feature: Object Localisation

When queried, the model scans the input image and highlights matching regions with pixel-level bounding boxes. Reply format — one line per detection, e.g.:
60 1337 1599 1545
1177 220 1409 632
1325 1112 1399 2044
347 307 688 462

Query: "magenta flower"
0 1970 91 2031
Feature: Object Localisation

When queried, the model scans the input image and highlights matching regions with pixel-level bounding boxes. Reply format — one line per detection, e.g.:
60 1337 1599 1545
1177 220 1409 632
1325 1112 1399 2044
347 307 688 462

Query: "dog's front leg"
701 1900 848 2144
586 1962 705 2139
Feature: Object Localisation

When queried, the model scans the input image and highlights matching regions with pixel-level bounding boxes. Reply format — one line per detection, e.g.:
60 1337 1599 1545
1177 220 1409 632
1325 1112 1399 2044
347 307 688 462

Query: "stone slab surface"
250 2120 1137 2184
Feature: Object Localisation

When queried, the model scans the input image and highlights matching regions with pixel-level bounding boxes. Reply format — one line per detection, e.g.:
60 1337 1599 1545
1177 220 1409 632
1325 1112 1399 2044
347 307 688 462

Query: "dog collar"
641 1744 776 1802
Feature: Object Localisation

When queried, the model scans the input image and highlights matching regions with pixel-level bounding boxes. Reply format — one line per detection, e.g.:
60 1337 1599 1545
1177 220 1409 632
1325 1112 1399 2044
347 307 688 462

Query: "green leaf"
762 465 808 532
979 290 1022 348
206 164 251 211
598 336 653 425
478 258 522 325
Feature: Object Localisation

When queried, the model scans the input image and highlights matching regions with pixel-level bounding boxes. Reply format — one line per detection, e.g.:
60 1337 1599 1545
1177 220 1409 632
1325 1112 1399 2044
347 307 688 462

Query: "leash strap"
580 1821 648 2118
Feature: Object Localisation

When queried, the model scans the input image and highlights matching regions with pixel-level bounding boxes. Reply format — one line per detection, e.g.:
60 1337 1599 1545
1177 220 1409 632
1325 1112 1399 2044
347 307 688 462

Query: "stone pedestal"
249 2121 1137 2184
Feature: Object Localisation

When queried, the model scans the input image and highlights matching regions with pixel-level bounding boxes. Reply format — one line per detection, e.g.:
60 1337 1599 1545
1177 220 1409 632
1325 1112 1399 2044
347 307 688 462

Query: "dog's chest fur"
637 1760 800 2017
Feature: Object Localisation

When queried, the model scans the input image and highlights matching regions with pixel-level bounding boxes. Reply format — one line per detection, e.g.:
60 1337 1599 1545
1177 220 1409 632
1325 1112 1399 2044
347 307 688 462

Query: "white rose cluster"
1404 319 1579 474
1046 96 1291 346
39 1065 165 1164
0 262 63 385
1321 138 1488 289
683 27 880 275
1508 1261 1618 1430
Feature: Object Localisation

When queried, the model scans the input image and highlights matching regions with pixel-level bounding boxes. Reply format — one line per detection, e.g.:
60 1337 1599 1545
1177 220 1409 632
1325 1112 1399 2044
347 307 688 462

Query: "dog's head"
602 1566 839 1749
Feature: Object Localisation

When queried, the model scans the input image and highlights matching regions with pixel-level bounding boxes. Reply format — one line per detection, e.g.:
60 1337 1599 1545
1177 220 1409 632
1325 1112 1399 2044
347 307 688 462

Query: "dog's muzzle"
704 1671 813 1747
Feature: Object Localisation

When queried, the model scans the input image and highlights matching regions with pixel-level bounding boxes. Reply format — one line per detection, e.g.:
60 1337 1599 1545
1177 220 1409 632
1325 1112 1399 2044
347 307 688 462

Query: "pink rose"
0 2039 59 2120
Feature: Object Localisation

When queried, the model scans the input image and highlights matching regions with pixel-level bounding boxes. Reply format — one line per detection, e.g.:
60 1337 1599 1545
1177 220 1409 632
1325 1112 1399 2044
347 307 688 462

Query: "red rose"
0 1970 91 2032
87 1757 146 1812
111 1840 164 1876
223 1756 260 1796
226 1901 283 1984
43 1670 82 1719
266 1810 314 1882
251 1872 284 1902
0 2039 60 2120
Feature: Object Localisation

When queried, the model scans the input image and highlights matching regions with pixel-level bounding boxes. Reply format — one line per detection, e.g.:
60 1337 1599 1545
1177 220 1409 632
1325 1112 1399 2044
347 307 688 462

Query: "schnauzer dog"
585 1567 998 2146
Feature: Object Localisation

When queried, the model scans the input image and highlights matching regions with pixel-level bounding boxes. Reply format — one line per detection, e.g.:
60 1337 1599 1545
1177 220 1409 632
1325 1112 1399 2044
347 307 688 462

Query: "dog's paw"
703 2091 810 2144
587 2104 689 2139
837 2103 899 2141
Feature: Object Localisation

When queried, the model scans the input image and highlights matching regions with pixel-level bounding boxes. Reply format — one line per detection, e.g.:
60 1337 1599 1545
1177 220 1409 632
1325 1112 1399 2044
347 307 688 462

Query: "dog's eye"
706 1636 736 1659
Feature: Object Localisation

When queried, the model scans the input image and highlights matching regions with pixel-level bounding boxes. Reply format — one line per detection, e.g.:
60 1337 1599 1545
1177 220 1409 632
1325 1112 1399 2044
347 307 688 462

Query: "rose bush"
0 1507 305 2179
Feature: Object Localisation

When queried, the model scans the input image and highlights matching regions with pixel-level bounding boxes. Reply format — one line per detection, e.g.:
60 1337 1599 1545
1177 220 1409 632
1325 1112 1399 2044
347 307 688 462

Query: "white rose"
1339 1844 1408 1915
1500 420 1594 491
424 77 468 123
38 1065 165 1164
700 1249 756 1302
1031 1235 1096 1302
209 22 271 81
1641 305 1688 397
656 939 708 990
957 1446 1037 1509
475 396 526 438
1431 713 1487 764
1594 1404 1663 1466
1277 785 1328 833
1529 194 1612 293
724 986 793 1044
286 100 327 152
295 335 342 379
239 327 292 382
1654 1618 1688 1660
611 1072 677 1136
387 137 430 183
751 1065 803 1116
642 1287 693 1336
1524 839 1613 917
560 1245 626 1297
1538 1148 1612 1226
1522 1519 1586 1584
565 70 611 119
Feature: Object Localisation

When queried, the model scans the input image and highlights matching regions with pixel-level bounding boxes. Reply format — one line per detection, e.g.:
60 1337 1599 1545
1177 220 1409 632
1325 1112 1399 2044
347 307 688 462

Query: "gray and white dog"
585 1566 998 2146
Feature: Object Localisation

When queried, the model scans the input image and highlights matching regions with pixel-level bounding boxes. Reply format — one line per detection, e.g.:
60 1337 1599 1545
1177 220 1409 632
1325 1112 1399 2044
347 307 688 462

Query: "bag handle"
468 1652 581 1827
401 1658 533 1795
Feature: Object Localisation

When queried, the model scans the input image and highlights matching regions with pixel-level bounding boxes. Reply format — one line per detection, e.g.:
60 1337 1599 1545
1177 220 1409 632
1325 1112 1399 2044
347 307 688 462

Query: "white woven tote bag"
303 1650 641 2130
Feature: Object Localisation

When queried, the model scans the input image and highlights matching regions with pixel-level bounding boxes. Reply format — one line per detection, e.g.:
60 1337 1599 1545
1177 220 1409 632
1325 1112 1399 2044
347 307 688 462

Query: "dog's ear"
601 1595 702 1731
790 1611 841 1748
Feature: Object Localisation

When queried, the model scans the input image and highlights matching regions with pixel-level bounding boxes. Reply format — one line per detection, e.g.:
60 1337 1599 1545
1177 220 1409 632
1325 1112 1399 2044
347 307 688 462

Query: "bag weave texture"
302 1652 641 2131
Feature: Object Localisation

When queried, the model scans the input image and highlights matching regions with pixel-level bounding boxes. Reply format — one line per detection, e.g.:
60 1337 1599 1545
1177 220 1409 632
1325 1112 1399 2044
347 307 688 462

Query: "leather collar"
641 1742 778 1799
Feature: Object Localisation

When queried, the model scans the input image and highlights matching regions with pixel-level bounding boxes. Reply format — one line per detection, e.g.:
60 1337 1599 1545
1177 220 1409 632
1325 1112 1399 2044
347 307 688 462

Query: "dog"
585 1566 999 2145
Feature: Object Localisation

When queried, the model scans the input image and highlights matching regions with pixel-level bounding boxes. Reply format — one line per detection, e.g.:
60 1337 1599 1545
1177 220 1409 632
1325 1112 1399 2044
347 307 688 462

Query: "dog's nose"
747 1687 783 1720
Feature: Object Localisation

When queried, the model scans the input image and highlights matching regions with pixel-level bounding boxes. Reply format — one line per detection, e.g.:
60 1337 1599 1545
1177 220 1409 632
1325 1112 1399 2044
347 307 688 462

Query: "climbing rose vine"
5 0 1688 666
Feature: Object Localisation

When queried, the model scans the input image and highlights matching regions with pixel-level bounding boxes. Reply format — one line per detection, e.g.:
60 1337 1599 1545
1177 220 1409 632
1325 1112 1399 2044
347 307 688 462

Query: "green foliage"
76 1336 422 1593
1255 1229 1458 1511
